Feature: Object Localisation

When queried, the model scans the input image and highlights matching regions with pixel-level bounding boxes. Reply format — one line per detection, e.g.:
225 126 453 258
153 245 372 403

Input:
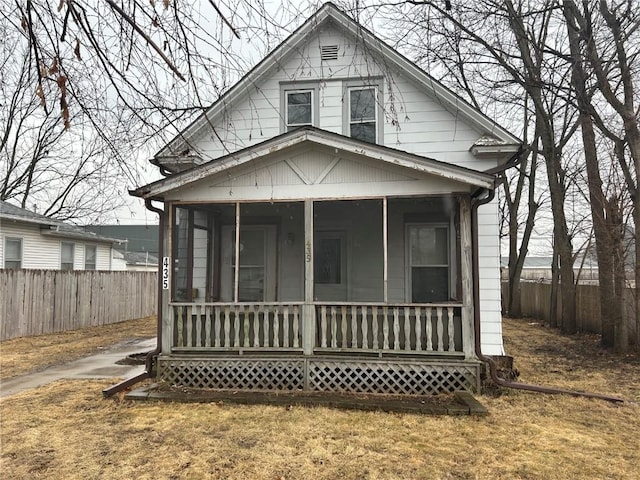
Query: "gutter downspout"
103 199 164 398
471 188 625 404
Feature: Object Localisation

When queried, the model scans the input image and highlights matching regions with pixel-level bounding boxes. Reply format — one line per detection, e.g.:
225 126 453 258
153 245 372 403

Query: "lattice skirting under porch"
158 356 481 394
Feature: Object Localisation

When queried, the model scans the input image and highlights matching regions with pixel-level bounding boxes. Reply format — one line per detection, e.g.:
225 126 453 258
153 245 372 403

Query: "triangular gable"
207 149 415 189
132 128 495 200
156 2 520 160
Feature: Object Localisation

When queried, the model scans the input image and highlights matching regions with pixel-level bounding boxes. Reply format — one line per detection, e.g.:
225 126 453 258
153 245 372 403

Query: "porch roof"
131 127 497 200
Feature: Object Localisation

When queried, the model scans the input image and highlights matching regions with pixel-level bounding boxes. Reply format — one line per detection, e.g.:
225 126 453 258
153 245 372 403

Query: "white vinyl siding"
477 199 504 355
0 222 116 270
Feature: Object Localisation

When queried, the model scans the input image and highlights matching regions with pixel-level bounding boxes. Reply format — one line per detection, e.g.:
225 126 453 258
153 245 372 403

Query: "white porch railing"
315 303 463 354
171 302 303 350
169 302 464 355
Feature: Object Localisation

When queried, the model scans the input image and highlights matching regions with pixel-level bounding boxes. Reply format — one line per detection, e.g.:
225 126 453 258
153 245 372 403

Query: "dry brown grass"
1 318 639 479
0 316 156 379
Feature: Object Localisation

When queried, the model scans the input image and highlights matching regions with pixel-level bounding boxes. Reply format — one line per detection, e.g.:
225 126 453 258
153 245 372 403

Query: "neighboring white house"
0 201 125 271
131 3 522 395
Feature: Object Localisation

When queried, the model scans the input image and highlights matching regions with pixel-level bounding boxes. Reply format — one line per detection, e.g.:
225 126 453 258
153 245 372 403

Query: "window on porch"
171 198 460 304
171 202 304 303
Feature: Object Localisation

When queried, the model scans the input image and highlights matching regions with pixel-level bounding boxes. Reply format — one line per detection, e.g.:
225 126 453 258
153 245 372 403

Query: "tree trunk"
563 4 619 345
505 0 576 332
549 245 559 328
608 197 628 352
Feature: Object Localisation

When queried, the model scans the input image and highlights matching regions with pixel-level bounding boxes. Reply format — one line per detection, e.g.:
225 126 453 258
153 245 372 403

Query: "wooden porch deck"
126 386 488 415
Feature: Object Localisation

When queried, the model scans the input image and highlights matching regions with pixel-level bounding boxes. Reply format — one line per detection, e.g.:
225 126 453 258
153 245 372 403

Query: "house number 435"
162 257 170 290
305 241 312 263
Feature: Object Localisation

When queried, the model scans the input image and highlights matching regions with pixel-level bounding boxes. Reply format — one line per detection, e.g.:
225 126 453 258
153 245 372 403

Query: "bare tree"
1 1 308 222
388 0 581 332
1 31 138 222
552 0 639 351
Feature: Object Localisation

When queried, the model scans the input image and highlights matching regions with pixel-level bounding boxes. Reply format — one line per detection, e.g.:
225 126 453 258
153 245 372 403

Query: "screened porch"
163 196 474 359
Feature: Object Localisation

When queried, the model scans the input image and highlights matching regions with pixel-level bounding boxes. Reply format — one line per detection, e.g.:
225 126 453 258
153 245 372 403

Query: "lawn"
1 318 638 479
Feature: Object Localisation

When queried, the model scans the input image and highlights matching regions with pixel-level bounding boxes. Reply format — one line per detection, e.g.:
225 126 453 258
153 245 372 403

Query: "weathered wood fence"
501 281 636 338
0 270 157 341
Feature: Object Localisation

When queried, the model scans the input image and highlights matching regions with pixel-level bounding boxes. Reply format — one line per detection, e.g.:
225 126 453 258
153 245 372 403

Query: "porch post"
234 202 240 303
460 195 476 358
162 204 173 354
383 196 388 303
302 199 315 355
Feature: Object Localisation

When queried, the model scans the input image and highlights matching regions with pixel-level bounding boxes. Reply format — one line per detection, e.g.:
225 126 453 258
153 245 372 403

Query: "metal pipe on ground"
470 187 625 404
103 199 165 398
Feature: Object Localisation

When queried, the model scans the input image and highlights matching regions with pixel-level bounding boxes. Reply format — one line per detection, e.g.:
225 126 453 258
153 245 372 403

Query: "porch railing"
171 302 303 350
315 303 463 355
169 302 464 355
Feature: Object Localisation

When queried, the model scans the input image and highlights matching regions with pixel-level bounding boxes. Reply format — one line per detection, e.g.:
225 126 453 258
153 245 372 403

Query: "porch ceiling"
131 127 496 201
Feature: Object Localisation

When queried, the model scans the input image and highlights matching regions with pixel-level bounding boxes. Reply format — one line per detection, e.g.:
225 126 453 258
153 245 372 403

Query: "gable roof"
156 2 521 160
132 127 496 200
0 201 124 245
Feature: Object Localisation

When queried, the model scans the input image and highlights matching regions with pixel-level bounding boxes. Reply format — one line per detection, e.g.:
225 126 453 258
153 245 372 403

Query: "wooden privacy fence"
0 270 157 341
501 281 636 338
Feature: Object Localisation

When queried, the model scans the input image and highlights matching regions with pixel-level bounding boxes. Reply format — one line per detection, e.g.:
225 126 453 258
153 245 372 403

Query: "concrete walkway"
0 337 156 398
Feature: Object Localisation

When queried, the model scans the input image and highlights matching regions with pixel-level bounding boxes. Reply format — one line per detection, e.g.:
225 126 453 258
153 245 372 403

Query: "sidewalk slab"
0 337 156 398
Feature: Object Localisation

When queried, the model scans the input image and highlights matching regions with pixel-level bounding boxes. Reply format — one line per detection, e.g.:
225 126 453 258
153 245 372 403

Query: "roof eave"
136 128 496 199
40 227 126 244
470 144 521 157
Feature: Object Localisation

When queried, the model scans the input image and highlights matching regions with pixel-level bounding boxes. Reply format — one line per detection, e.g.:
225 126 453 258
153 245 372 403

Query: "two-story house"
130 3 521 395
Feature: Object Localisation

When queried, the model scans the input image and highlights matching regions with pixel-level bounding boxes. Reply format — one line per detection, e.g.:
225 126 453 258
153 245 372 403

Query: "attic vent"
321 45 339 61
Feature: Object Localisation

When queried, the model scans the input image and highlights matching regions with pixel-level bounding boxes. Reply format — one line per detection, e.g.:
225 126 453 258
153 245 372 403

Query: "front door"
314 231 347 301
220 225 277 302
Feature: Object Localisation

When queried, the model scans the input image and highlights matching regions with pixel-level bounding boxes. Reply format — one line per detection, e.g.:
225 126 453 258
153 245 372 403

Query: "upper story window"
61 242 74 271
280 82 319 134
85 245 97 270
349 87 377 143
4 237 22 269
285 90 313 131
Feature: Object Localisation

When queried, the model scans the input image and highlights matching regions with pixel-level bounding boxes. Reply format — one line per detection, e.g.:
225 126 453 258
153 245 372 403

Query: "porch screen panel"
409 225 449 302
173 207 191 301
233 228 266 302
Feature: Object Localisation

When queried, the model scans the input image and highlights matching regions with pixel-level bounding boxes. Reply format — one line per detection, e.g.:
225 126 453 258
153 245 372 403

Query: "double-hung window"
348 86 377 143
4 238 22 269
85 245 96 270
61 242 75 270
407 224 449 303
285 90 313 131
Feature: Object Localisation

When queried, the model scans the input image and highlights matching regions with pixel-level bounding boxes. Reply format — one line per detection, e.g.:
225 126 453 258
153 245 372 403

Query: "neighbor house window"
408 224 449 302
85 245 96 270
4 238 22 269
61 242 75 270
285 90 313 131
349 86 377 143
